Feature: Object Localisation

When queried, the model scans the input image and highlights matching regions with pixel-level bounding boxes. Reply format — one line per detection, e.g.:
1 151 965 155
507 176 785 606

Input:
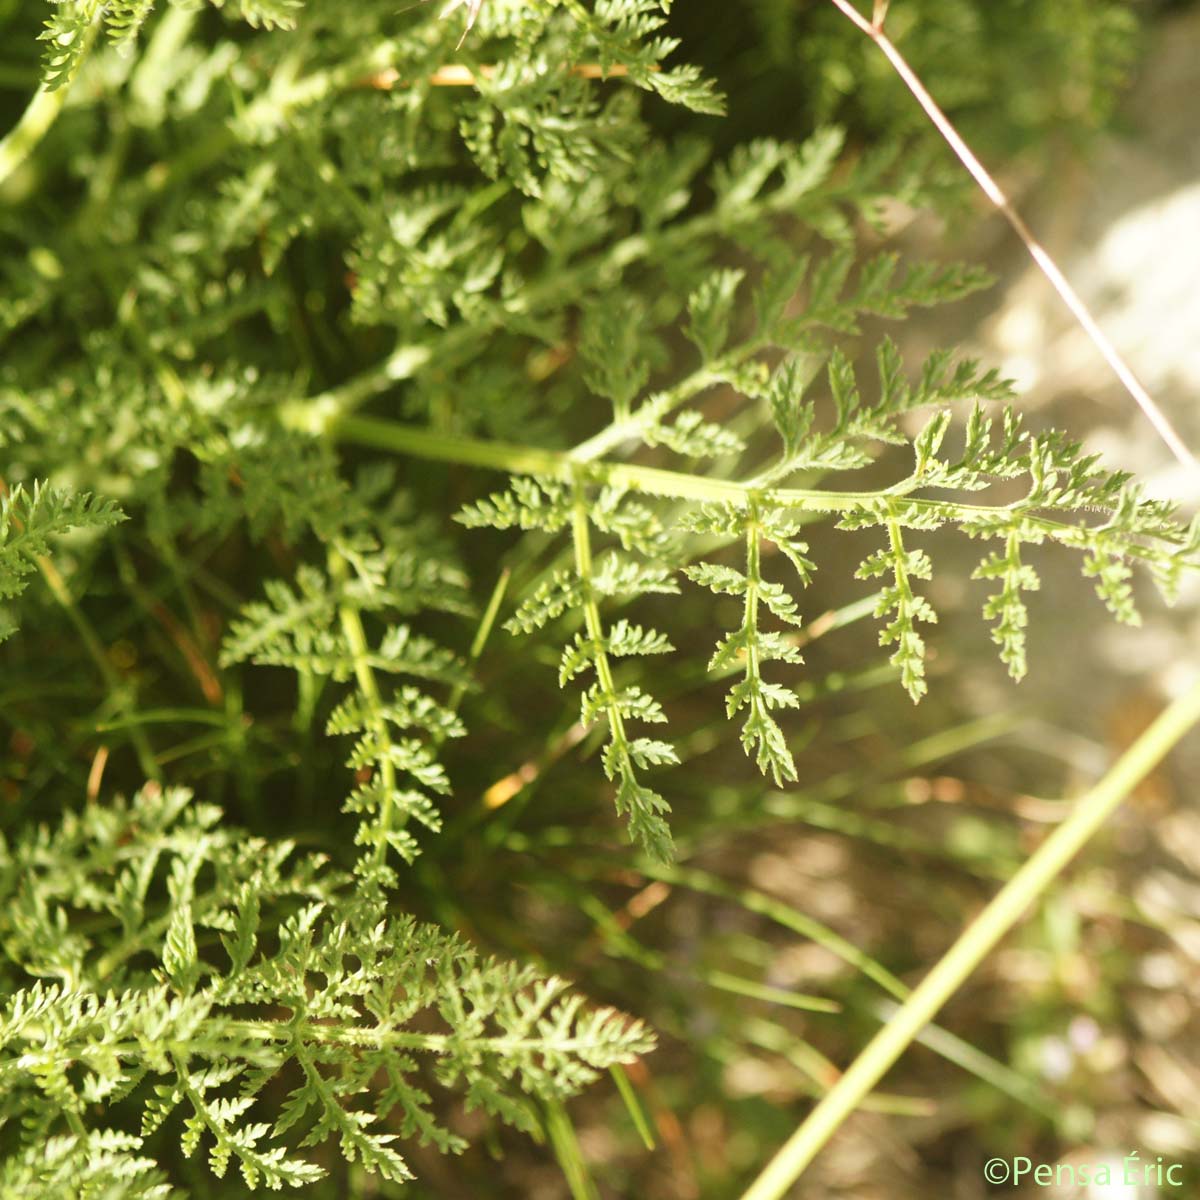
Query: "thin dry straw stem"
739 675 1200 1200
828 0 1198 474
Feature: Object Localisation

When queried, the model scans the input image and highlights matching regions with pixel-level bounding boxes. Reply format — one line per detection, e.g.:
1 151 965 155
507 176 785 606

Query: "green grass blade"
610 1064 657 1150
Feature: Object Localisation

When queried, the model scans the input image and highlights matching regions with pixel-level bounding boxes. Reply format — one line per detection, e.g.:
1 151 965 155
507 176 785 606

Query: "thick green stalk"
284 414 911 508
290 413 1189 568
739 676 1200 1200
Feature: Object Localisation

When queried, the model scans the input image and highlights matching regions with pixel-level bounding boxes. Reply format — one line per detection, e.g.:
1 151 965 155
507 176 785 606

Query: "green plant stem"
744 499 763 688
544 1100 601 1200
292 413 1193 569
569 352 754 463
0 17 101 188
37 554 161 783
447 566 510 715
115 1021 632 1058
739 676 1200 1200
328 549 396 868
570 481 630 759
610 1063 656 1150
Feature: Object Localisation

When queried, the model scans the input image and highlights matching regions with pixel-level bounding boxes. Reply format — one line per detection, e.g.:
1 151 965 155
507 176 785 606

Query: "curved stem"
739 676 1200 1200
0 16 102 187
